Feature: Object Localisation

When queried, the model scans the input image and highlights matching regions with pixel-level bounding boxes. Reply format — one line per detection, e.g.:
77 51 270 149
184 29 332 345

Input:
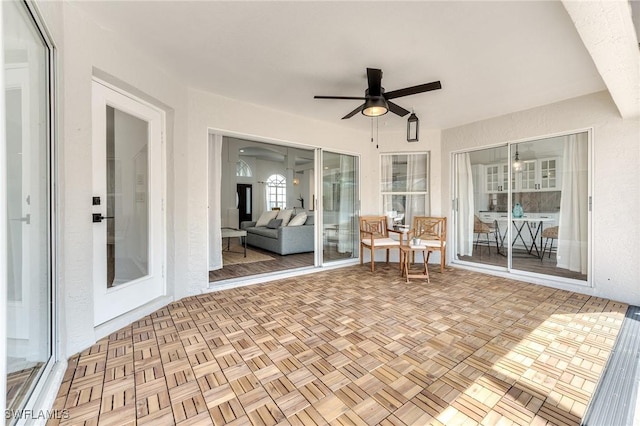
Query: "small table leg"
243 236 246 257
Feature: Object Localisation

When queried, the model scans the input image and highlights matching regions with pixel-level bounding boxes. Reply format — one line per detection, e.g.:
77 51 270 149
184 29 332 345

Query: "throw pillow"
276 208 294 226
266 219 283 229
255 210 279 227
288 212 307 227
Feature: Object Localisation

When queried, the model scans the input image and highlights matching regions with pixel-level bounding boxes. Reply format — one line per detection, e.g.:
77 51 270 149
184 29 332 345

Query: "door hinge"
588 196 592 212
162 264 165 278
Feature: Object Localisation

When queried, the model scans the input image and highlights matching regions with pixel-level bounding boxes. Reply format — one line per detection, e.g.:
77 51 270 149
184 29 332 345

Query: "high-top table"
221 227 247 257
496 217 554 258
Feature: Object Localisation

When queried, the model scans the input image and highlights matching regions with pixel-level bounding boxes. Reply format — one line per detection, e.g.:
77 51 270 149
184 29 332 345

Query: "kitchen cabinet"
515 157 560 192
479 157 561 194
484 163 510 193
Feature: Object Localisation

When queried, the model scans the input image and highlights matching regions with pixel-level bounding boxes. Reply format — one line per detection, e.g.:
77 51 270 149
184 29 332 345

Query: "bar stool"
541 226 558 259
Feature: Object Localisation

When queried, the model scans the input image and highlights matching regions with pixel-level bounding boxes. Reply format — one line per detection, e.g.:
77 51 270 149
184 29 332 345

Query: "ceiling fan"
314 68 441 119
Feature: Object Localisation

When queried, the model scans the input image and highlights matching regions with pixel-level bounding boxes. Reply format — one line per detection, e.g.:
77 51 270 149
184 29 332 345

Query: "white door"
92 80 165 326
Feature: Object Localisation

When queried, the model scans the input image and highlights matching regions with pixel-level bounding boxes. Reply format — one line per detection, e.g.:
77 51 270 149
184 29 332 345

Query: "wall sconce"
292 178 300 186
407 112 419 142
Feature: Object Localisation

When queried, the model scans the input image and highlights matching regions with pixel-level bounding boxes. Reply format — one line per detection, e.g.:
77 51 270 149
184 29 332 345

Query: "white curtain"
557 133 588 273
337 155 355 253
405 154 425 227
455 153 475 256
208 134 223 270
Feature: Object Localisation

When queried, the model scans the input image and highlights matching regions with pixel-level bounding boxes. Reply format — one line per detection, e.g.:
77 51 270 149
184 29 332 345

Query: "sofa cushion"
266 219 282 229
276 209 294 226
288 213 307 226
256 210 279 227
248 227 279 238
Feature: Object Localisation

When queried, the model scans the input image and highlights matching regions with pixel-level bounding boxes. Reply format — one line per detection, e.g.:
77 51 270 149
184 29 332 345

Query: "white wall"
189 88 446 280
441 91 640 306
54 3 190 356
31 0 444 359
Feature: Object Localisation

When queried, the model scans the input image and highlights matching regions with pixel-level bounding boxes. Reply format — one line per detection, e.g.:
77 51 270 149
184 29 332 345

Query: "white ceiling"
73 1 610 132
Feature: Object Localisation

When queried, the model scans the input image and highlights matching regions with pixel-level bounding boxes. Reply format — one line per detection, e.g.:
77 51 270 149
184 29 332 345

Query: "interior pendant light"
362 96 389 117
513 145 522 171
407 111 419 142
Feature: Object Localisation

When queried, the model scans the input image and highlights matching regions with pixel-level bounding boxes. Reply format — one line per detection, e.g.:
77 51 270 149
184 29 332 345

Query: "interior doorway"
237 184 253 228
209 136 317 282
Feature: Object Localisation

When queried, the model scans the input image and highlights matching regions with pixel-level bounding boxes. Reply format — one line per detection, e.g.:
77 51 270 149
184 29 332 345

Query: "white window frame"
236 159 252 177
266 173 286 209
380 152 430 226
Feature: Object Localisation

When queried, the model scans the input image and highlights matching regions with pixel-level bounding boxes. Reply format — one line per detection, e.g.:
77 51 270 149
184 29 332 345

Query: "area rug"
222 247 274 266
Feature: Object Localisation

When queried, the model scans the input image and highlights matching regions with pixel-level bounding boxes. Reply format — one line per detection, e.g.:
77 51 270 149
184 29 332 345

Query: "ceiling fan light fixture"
361 96 389 117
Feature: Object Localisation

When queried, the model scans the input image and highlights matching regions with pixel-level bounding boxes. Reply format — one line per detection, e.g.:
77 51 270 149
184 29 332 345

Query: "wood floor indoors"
50 264 626 425
458 246 587 281
209 241 351 283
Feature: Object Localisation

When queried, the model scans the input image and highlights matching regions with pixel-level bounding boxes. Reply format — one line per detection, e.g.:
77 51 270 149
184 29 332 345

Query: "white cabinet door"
485 164 509 193
539 157 561 190
514 157 561 192
518 160 537 191
485 165 500 193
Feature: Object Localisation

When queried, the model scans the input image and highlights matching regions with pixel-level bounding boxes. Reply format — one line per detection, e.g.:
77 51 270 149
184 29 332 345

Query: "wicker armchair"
359 216 403 272
473 215 501 254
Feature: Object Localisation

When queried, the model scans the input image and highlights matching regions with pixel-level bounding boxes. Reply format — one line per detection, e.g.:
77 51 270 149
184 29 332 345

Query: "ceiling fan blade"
385 81 442 100
367 68 383 96
342 103 364 119
314 95 367 100
387 101 410 117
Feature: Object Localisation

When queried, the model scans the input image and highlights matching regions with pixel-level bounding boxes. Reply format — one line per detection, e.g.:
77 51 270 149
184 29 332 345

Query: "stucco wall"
56 3 190 356
441 91 640 306
187 88 446 289
36 0 448 358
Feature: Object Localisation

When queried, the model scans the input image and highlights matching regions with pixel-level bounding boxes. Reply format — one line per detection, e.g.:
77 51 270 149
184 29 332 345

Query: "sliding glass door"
322 151 359 263
4 0 54 419
454 146 509 269
453 132 590 283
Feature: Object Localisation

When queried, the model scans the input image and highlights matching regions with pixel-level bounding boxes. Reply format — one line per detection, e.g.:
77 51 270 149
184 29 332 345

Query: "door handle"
11 214 30 224
92 213 114 223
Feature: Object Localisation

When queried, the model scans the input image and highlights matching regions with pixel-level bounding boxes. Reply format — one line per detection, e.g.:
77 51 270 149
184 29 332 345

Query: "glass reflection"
4 0 52 417
322 152 358 262
106 106 149 287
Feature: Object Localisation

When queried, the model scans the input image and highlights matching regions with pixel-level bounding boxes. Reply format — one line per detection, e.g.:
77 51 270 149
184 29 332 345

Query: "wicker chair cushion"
542 226 558 239
474 216 492 233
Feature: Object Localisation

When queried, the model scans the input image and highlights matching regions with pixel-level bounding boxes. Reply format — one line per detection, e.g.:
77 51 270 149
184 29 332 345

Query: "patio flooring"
48 264 626 425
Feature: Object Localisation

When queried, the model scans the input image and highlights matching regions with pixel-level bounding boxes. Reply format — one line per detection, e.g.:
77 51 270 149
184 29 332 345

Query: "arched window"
236 159 252 177
266 174 286 209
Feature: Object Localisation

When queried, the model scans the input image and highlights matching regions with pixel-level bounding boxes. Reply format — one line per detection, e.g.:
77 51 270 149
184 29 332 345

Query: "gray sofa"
240 212 314 255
